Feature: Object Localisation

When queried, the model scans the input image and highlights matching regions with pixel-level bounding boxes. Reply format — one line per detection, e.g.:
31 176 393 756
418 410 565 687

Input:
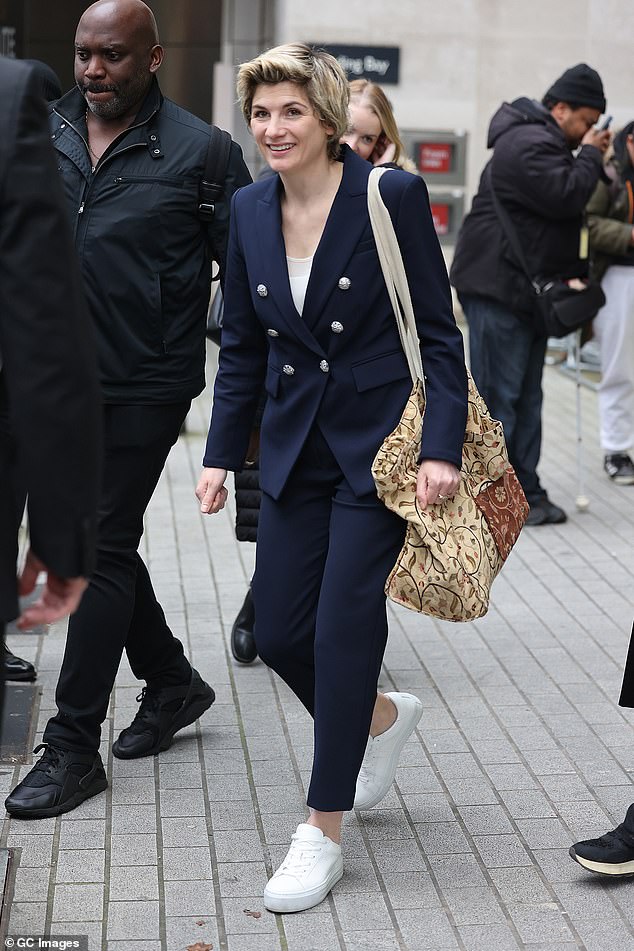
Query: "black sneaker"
569 804 634 876
604 453 634 485
524 498 567 526
112 668 215 759
4 743 107 819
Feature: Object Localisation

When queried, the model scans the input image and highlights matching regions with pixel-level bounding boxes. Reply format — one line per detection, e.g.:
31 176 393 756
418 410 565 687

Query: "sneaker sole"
569 846 634 877
112 686 216 760
263 855 344 913
5 773 108 820
354 694 423 810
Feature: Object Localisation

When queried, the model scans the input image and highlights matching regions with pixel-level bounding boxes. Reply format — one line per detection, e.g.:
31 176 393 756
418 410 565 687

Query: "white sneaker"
263 823 343 913
353 692 423 810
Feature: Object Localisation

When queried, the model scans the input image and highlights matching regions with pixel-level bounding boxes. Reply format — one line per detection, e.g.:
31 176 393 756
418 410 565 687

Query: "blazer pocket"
351 349 411 393
353 236 376 254
265 365 281 398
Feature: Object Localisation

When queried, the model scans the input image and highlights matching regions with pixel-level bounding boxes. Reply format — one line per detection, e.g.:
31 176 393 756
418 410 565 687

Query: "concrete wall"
274 0 632 208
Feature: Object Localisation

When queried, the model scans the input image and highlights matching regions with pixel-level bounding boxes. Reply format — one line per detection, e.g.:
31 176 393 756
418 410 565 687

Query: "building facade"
4 0 631 244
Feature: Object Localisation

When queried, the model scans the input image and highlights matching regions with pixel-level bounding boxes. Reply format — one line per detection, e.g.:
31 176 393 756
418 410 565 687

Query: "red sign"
418 142 453 175
430 203 450 236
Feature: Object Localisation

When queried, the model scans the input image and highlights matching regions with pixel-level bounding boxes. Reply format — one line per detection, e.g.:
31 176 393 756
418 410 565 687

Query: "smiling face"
250 81 333 174
341 100 383 161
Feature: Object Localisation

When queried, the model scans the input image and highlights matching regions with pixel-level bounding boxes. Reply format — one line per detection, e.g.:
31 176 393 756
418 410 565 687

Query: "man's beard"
80 66 150 119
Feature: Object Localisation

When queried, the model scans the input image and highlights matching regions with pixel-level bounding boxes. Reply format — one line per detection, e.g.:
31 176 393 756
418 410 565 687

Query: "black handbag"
488 167 605 337
531 277 605 337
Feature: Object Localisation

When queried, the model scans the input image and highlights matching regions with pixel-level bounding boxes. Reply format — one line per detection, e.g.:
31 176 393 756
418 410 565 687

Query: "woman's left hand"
416 459 460 510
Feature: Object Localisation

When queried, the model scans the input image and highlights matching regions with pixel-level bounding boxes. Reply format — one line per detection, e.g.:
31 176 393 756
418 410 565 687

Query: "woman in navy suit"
197 43 468 913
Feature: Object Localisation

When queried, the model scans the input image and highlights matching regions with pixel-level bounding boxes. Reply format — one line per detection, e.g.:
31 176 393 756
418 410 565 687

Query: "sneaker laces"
356 735 381 788
279 832 324 876
32 743 63 774
595 820 634 851
129 687 162 727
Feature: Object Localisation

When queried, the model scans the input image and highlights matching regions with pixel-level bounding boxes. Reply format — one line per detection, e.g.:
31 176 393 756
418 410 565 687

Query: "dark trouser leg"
253 428 404 812
0 623 4 747
44 402 191 753
461 294 547 504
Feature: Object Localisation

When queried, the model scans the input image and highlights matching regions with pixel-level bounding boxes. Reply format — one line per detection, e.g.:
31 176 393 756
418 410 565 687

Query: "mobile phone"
598 115 613 130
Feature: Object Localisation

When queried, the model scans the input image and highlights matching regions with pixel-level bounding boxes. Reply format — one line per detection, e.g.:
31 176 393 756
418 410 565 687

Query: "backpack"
198 124 232 228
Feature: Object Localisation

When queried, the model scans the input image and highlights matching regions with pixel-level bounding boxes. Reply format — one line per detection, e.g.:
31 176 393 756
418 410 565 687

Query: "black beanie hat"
545 63 606 112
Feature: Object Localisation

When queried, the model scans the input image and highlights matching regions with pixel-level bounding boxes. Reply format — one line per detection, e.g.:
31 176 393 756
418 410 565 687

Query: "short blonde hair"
237 43 349 162
349 78 416 173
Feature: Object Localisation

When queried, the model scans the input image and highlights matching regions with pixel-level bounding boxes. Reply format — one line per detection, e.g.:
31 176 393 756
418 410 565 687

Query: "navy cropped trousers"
252 425 405 812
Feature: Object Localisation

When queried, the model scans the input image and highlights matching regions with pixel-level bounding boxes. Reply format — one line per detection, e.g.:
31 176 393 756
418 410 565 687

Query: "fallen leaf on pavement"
243 909 262 919
186 942 213 951
195 920 206 927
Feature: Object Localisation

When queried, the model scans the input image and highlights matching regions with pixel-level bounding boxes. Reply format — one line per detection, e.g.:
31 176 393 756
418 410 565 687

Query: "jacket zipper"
53 106 160 224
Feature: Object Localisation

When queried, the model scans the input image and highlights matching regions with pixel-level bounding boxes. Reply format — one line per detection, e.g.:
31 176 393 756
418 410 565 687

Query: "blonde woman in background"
342 77 416 171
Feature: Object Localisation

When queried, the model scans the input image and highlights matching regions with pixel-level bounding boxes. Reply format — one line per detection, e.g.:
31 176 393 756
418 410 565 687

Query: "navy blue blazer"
204 146 468 500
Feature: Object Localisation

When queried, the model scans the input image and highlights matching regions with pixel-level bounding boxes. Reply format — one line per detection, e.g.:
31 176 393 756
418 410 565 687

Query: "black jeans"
44 402 192 753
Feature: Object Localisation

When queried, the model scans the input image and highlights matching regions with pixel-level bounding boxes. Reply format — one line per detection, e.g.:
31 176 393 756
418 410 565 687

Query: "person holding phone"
450 63 611 526
341 78 416 172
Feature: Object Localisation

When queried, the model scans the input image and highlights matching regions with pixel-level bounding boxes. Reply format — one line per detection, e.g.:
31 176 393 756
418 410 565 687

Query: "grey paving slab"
4 359 634 950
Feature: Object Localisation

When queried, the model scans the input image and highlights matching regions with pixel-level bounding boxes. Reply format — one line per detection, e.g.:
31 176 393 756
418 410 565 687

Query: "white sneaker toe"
354 692 423 810
263 823 343 914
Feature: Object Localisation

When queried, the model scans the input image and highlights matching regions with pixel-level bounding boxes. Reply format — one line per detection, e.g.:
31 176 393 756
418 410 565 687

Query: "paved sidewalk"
2 343 634 951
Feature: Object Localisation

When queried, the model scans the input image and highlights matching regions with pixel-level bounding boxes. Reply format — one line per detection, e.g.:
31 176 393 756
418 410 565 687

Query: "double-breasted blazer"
0 58 101 621
204 146 468 500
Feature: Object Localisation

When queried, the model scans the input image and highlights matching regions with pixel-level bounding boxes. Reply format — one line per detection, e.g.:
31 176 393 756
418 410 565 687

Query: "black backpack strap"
199 125 232 223
486 163 541 292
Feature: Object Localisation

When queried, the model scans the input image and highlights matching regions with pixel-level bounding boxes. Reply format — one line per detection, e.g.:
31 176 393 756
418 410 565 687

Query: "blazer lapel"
301 147 370 329
255 178 324 356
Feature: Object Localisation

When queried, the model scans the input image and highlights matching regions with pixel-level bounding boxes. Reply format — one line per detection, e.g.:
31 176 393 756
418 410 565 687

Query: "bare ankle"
370 693 397 738
307 809 343 844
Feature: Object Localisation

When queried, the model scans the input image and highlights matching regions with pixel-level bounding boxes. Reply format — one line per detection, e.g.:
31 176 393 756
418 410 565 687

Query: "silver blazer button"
282 364 295 375
338 276 351 291
266 328 279 337
330 321 344 334
257 284 268 297
319 360 330 373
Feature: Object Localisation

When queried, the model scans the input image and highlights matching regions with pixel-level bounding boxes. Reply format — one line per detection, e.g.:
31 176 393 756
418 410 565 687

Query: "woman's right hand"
196 467 228 514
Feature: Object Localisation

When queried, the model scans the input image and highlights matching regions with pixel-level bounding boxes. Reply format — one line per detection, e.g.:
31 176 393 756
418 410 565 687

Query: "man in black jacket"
0 57 100 734
6 0 251 820
451 64 610 525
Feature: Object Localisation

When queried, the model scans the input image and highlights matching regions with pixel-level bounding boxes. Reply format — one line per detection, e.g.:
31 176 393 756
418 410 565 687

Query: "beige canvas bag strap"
367 167 426 395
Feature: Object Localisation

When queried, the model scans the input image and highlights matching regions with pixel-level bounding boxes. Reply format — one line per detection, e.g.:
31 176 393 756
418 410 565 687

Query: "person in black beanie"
451 64 610 525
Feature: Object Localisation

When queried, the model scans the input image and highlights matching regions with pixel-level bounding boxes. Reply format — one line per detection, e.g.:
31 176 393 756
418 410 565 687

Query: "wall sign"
311 44 400 85
419 143 453 176
0 24 16 56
